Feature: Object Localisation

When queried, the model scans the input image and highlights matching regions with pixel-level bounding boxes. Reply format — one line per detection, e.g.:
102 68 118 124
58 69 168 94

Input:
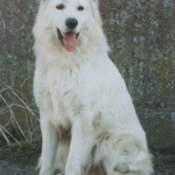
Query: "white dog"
33 0 153 175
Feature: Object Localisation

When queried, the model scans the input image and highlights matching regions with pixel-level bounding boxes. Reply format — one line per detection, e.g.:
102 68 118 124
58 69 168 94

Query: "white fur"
33 0 153 175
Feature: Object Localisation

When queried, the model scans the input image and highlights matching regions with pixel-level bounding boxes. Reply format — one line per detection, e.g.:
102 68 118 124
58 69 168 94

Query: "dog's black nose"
65 18 78 30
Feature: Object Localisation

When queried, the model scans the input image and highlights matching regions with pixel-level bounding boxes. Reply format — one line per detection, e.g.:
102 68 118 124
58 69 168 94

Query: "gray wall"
0 0 175 151
100 0 175 150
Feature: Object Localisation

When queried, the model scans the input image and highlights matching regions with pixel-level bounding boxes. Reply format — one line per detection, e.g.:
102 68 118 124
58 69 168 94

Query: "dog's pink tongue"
62 33 77 52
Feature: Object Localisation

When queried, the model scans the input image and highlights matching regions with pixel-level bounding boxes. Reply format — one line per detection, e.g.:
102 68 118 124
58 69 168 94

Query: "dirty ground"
0 146 175 175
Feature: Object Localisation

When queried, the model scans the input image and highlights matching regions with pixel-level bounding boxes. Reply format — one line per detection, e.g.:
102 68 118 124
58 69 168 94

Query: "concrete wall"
0 0 175 150
99 0 175 150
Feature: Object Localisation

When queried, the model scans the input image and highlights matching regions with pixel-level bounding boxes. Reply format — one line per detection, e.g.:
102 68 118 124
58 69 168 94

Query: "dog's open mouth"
57 28 79 52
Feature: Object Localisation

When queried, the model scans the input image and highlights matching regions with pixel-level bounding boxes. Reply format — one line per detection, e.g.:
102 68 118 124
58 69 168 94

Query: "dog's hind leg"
94 133 153 175
39 112 59 175
65 114 95 175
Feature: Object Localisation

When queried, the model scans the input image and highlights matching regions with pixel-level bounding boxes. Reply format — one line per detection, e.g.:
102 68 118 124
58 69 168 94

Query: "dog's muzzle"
57 28 80 52
56 17 81 52
65 18 78 30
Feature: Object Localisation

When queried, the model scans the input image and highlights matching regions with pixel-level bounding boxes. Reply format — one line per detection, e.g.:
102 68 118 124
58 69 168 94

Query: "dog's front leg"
65 115 94 175
39 112 59 175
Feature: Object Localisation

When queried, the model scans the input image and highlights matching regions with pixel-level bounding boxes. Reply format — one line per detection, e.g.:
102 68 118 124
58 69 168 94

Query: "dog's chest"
35 64 102 123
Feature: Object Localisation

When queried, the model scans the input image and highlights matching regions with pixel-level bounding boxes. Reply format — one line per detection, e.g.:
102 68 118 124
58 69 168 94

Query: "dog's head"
38 0 101 52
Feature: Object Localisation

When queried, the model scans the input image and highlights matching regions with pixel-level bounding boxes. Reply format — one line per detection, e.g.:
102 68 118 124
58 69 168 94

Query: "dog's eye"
56 4 64 10
77 5 84 11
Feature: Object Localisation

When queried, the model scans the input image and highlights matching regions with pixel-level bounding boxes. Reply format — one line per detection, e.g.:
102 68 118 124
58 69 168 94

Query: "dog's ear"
90 0 102 23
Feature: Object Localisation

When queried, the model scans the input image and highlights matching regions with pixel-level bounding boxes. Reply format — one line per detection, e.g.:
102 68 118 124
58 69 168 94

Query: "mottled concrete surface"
0 0 39 146
0 0 175 152
100 0 175 150
0 160 38 175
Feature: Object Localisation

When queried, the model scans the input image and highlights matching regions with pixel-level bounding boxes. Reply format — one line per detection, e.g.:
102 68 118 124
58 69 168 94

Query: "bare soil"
0 144 174 175
0 160 38 175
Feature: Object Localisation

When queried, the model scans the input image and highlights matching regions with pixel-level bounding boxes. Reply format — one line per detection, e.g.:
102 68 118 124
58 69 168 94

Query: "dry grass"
0 80 40 147
153 150 175 170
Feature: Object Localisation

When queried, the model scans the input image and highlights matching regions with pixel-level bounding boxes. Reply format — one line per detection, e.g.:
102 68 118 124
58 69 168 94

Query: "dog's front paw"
55 172 64 175
65 170 80 175
54 169 64 175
